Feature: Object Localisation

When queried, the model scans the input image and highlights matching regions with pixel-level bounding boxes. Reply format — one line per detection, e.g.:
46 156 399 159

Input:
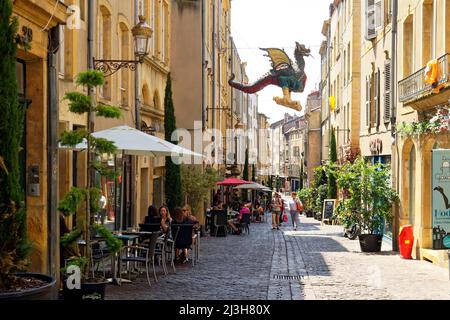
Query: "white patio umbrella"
233 183 266 190
62 125 203 157
59 125 204 231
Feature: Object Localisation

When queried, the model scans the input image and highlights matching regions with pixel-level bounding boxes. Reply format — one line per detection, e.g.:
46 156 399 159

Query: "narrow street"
107 203 450 300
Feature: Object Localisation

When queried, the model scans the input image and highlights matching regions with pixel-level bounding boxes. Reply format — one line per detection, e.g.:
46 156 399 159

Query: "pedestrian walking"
271 193 282 230
288 192 303 231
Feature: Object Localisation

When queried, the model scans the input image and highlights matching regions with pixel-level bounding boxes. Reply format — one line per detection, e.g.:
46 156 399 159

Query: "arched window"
153 90 160 110
422 0 434 64
142 84 151 107
119 22 131 107
403 14 414 77
99 6 112 100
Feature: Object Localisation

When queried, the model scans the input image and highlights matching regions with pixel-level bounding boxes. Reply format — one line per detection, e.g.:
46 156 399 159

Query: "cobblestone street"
107 209 450 300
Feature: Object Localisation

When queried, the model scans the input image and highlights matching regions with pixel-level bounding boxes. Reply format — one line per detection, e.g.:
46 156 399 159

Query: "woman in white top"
288 192 302 231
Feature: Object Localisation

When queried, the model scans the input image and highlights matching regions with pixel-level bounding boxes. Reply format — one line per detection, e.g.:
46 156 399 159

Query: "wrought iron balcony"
398 53 450 109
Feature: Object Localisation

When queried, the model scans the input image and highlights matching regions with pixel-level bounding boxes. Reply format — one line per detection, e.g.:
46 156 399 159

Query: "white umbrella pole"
120 151 125 232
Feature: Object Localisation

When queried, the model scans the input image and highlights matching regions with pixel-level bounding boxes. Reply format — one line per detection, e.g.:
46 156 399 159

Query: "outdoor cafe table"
110 233 140 286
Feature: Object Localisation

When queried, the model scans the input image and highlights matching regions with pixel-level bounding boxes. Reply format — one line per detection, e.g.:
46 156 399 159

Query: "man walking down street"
288 192 303 231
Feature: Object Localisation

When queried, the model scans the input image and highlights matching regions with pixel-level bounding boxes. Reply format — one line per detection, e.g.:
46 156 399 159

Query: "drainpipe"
230 39 234 131
391 0 399 251
327 22 332 161
212 1 216 130
87 0 95 187
47 26 60 286
135 1 141 130
202 0 206 131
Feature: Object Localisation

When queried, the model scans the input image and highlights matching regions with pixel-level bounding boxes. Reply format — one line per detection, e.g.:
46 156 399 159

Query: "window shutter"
375 0 384 29
384 60 391 123
366 0 376 40
375 70 380 128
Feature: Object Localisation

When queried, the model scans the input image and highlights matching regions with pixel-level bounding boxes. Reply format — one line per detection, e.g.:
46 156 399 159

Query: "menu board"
322 199 336 223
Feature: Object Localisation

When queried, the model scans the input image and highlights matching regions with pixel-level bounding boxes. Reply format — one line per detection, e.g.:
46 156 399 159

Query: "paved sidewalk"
106 209 450 300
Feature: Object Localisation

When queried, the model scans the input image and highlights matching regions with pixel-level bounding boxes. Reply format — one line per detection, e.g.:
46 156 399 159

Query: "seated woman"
173 207 191 263
159 206 172 236
183 205 200 232
145 205 161 224
227 203 250 235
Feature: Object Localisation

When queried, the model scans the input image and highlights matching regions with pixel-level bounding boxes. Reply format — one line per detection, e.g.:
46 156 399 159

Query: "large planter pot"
358 234 383 252
0 273 57 300
62 279 108 301
306 210 314 218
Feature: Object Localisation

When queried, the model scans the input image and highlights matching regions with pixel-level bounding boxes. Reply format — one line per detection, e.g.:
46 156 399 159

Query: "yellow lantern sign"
329 96 336 112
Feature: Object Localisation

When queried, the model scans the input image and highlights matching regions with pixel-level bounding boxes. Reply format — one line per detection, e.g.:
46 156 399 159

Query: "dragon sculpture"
229 42 311 111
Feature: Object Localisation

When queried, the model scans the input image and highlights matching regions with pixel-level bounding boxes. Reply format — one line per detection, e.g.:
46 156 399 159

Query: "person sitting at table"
173 207 191 263
145 205 161 224
159 206 172 235
227 203 250 235
183 205 200 231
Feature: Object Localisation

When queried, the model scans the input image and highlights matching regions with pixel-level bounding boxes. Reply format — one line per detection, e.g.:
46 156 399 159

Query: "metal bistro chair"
90 240 111 279
173 224 195 265
155 226 179 275
240 213 251 235
120 231 161 286
213 211 228 237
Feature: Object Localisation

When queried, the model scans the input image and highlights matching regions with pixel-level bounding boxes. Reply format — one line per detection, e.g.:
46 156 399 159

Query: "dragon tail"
228 73 279 94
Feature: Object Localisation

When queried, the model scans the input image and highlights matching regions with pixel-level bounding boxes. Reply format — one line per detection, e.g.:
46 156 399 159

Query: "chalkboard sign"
322 199 336 223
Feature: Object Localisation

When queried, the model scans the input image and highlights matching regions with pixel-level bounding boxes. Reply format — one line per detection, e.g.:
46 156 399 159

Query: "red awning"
216 178 251 186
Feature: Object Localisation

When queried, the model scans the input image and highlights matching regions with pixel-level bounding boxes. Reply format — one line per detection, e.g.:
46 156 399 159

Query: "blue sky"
231 0 330 123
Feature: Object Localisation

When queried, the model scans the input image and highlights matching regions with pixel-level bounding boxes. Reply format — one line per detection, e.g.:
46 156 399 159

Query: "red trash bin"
399 225 414 259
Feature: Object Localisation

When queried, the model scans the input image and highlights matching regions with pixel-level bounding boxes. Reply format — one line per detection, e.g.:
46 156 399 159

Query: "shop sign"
432 149 450 249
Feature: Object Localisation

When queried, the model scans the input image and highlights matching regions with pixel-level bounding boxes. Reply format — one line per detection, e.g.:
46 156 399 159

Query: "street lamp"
93 16 152 77
132 15 153 62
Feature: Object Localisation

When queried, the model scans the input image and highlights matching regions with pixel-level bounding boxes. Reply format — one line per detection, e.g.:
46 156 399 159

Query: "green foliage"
60 256 87 276
396 108 450 137
95 104 122 119
164 73 182 212
335 157 399 234
268 176 273 190
92 224 122 254
89 188 102 215
252 164 256 182
60 228 83 248
60 129 87 147
0 0 31 289
275 176 281 190
181 165 220 216
64 92 92 114
58 68 121 281
328 128 338 199
243 149 249 181
308 166 329 216
299 163 304 191
92 161 119 180
58 187 86 216
298 187 313 210
91 137 117 155
76 70 105 88
315 184 329 216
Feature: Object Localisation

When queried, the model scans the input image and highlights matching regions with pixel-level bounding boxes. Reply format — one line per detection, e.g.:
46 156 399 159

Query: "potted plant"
298 187 314 218
181 165 221 227
58 70 122 300
335 157 399 252
0 1 57 300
